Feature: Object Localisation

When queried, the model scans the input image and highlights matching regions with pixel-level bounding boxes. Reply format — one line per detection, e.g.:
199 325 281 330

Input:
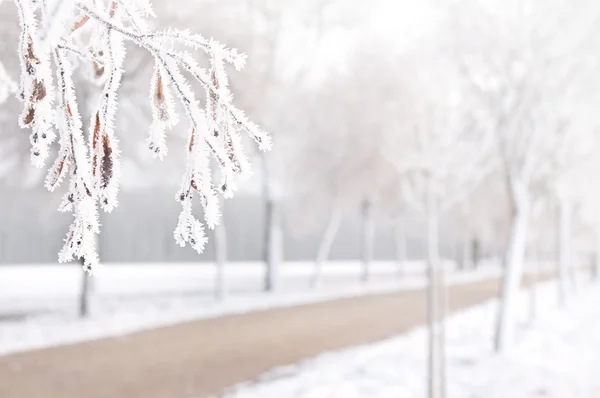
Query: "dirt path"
0 275 548 398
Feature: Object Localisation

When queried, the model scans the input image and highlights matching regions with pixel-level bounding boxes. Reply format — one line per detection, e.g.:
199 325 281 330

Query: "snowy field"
222 277 600 398
0 261 500 356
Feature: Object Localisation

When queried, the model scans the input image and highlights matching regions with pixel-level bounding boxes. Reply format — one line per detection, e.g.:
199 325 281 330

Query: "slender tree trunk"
394 213 407 277
460 202 471 271
360 200 375 283
313 207 342 288
79 259 90 318
439 258 447 398
471 238 480 269
528 248 538 321
557 198 571 307
78 261 92 318
426 183 444 398
213 223 227 299
427 228 438 398
570 258 578 289
460 237 472 271
495 193 530 352
595 229 600 281
78 230 99 318
78 89 93 319
264 198 282 292
262 155 283 292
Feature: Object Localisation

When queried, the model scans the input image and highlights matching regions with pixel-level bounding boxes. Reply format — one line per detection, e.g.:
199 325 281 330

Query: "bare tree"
447 0 600 352
286 35 402 285
191 0 340 291
381 38 494 398
555 127 600 283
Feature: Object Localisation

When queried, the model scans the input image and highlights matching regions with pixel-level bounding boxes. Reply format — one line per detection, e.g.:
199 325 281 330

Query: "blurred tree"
385 39 494 398
447 0 600 352
180 0 370 290
288 37 410 284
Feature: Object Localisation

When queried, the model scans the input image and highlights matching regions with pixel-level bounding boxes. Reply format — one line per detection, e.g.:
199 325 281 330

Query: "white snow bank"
0 261 431 298
0 261 500 356
222 277 600 398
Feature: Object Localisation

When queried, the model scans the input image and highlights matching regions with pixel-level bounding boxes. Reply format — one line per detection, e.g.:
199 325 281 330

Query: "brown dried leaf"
48 156 66 188
32 80 46 101
94 63 105 79
109 1 118 17
100 134 113 189
92 112 100 149
153 68 170 121
154 68 165 103
72 15 90 32
26 35 40 65
22 107 35 125
188 128 195 153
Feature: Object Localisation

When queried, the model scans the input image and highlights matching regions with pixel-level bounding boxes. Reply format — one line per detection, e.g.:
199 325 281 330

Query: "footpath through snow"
223 279 600 398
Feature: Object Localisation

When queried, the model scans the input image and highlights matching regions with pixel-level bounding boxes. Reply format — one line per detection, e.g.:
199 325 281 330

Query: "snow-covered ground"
0 261 499 356
222 277 600 398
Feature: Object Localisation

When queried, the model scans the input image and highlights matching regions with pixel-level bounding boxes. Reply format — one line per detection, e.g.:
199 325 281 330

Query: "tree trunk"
360 200 375 283
460 236 472 271
78 89 94 319
471 238 480 269
528 248 538 322
313 207 342 288
439 258 447 398
459 202 472 271
427 232 438 398
79 259 90 318
264 198 282 292
78 231 99 318
494 194 529 352
557 198 571 307
262 154 283 293
394 213 407 276
595 229 600 281
213 223 227 299
426 183 444 398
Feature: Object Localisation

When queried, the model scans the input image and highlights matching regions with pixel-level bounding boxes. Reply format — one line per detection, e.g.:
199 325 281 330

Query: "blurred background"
1 0 600 397
0 0 598 267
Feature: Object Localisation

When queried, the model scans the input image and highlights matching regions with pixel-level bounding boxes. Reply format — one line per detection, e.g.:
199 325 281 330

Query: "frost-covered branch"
13 0 270 273
0 0 17 103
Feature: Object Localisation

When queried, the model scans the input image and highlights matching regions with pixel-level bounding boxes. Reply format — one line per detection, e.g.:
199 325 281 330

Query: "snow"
222 276 600 398
0 260 500 356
